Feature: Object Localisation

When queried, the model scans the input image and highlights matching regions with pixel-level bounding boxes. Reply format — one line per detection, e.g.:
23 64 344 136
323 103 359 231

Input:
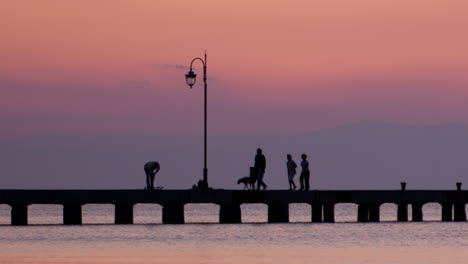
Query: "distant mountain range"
0 121 466 190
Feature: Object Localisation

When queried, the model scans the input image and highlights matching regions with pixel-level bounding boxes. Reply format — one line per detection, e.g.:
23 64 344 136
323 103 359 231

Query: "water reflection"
134 204 162 224
289 203 311 222
241 204 267 223
82 204 114 224
185 204 219 223
29 204 62 224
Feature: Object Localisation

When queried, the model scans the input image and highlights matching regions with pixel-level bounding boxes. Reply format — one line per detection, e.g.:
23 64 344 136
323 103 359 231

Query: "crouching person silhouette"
144 161 160 190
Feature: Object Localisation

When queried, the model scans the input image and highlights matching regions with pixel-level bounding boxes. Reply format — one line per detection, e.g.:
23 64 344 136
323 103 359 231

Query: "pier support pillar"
323 204 335 223
441 203 452 222
11 204 28 226
162 203 184 224
311 203 322 223
268 203 289 223
397 203 408 222
369 204 380 222
454 203 466 222
412 203 423 222
219 204 241 224
63 204 82 225
358 204 369 222
115 203 134 224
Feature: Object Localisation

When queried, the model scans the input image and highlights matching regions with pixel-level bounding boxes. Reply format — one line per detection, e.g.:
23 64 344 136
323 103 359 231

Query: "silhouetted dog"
237 176 256 190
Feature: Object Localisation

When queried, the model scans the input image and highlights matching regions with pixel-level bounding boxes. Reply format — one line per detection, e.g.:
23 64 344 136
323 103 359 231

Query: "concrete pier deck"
0 189 466 225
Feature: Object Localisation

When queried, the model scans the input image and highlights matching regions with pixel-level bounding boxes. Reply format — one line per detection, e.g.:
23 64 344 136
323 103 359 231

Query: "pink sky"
1 0 467 136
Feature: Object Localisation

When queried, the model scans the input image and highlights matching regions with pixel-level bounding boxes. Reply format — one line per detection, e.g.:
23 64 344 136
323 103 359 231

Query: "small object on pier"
400 182 407 191
192 179 209 189
456 182 462 191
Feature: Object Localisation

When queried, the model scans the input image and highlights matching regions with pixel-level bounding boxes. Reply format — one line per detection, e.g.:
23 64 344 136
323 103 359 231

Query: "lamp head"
185 70 197 88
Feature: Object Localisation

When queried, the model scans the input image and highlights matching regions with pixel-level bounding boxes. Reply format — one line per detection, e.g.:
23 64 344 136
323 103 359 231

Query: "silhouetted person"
286 154 297 190
299 154 310 191
254 148 267 190
144 161 160 190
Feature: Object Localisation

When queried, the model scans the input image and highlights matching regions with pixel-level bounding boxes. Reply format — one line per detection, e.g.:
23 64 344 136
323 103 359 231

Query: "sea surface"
0 203 466 264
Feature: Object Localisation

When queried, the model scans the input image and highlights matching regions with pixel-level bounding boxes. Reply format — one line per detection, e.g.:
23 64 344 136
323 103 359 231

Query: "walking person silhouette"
286 154 297 190
144 161 160 190
254 148 267 190
299 154 310 191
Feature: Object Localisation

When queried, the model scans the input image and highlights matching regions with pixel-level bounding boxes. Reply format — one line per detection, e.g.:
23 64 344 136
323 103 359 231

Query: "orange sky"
1 0 467 135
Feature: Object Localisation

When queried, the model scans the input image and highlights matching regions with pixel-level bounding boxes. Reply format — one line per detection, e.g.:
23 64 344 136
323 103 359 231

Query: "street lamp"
185 51 208 188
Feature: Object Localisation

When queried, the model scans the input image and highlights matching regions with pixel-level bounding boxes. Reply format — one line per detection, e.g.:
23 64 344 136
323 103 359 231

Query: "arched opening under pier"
241 203 267 223
28 204 62 224
134 204 162 224
380 203 398 222
289 203 311 223
422 203 442 221
335 203 358 222
82 204 114 224
0 204 10 224
185 204 219 223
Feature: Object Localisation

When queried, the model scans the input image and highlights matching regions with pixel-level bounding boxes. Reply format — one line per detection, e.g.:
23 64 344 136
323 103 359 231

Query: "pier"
0 184 466 225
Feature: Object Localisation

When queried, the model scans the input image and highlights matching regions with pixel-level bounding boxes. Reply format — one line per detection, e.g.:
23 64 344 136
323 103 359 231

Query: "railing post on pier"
268 203 289 223
323 203 335 223
219 203 241 224
162 203 184 224
412 203 423 222
397 203 408 222
441 203 453 222
115 203 134 224
400 182 406 191
357 204 369 222
369 204 380 222
311 203 323 223
63 203 82 225
11 204 28 226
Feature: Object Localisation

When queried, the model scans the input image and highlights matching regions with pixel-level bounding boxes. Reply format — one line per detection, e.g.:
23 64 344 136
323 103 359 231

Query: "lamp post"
185 51 208 188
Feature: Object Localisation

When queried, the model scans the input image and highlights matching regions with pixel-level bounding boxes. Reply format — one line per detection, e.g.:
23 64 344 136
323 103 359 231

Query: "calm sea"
0 203 466 264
